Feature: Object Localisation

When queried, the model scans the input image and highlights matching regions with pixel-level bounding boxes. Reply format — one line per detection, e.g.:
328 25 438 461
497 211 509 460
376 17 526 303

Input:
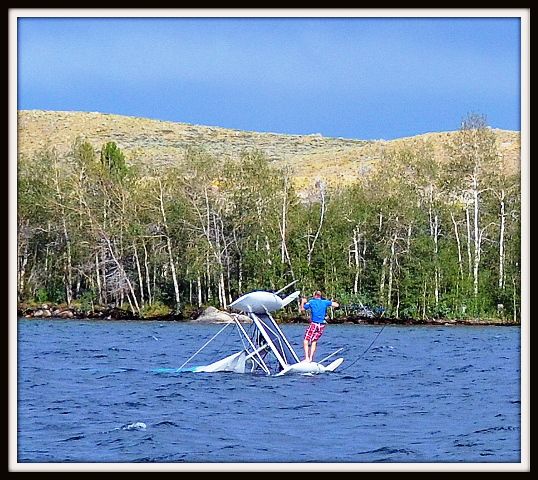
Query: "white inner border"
8 7 530 473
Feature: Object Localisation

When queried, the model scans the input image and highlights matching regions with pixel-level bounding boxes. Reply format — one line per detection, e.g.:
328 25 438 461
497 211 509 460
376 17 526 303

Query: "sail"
250 312 300 368
192 351 248 373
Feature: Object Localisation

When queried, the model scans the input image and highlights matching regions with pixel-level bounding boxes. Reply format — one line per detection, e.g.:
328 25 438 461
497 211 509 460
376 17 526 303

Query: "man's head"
313 290 322 298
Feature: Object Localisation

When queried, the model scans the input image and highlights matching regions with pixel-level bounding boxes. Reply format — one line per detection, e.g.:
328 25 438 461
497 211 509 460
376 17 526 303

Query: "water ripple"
17 320 521 463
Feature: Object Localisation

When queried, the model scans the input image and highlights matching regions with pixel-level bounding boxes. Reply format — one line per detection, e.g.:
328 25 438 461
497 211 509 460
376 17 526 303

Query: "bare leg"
310 341 318 362
303 339 310 361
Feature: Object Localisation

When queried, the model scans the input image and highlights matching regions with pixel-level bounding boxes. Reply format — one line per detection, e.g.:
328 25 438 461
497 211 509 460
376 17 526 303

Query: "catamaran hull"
229 290 301 314
180 355 344 376
275 357 344 376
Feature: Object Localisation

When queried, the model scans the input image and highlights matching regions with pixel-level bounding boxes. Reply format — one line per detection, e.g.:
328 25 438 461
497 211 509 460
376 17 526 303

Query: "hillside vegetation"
17 110 520 193
17 110 521 323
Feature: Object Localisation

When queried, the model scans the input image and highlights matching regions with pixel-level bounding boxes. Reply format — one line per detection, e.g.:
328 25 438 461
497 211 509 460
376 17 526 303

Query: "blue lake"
15 318 522 469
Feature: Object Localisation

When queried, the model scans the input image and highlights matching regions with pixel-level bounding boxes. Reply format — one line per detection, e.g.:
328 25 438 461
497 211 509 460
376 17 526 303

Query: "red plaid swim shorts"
304 322 326 342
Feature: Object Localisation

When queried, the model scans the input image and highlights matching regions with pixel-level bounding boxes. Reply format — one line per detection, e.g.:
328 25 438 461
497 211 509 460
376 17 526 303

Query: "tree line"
17 114 521 322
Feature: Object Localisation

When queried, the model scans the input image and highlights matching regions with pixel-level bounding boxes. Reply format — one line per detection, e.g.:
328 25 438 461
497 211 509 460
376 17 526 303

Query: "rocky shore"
17 304 519 326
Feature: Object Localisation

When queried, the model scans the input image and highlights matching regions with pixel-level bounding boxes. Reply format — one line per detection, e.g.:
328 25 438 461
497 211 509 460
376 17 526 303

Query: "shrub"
140 301 172 319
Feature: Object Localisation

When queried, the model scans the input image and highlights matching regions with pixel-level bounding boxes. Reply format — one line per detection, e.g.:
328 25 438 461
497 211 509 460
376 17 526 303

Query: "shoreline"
17 305 520 327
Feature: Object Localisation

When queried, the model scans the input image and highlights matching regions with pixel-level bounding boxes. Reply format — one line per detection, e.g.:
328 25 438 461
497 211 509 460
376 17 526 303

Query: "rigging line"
340 323 387 372
317 347 344 365
210 319 236 359
178 321 232 371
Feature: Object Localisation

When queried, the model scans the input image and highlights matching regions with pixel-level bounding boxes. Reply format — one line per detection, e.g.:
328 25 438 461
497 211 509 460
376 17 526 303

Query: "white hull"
229 290 301 314
275 357 344 376
190 354 344 376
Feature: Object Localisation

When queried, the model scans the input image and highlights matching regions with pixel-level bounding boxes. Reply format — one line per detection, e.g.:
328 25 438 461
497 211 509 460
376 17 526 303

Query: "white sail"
192 351 247 373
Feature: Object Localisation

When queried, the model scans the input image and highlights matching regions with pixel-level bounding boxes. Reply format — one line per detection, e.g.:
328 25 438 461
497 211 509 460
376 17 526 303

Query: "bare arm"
331 300 339 308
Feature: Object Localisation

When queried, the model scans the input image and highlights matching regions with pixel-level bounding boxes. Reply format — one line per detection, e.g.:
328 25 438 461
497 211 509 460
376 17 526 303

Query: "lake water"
14 318 523 470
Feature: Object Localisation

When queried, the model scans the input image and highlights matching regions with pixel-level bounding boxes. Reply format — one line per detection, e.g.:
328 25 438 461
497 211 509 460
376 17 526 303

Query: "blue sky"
16 13 523 140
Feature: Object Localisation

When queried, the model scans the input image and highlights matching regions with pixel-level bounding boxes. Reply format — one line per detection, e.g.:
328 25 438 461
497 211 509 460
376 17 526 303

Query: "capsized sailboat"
176 285 344 376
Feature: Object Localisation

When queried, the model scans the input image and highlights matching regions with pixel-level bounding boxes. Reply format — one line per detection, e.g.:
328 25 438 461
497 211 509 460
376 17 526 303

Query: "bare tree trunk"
379 256 387 301
219 218 233 306
451 212 464 281
18 240 29 301
197 274 202 307
125 291 135 314
422 280 427 320
264 235 272 267
95 253 103 305
237 256 243 293
158 179 181 313
206 255 212 302
102 234 140 315
277 169 296 285
60 211 73 305
278 212 296 281
472 176 481 297
433 213 439 306
226 263 233 306
143 240 152 305
387 235 397 308
63 238 73 305
51 154 74 306
44 242 49 290
498 189 506 290
133 241 145 306
231 228 245 294
75 277 81 298
188 271 192 305
101 249 108 305
427 186 440 306
152 260 157 304
307 181 326 266
512 277 517 323
151 262 157 302
351 226 361 294
361 238 367 293
214 217 226 308
166 235 180 312
280 173 289 265
219 271 227 309
465 207 473 278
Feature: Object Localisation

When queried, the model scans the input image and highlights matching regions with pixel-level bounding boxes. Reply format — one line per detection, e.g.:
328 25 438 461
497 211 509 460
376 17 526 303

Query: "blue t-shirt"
304 298 333 323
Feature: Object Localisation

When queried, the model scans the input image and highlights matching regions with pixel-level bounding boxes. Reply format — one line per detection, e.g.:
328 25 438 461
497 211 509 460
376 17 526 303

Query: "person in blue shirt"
300 290 339 362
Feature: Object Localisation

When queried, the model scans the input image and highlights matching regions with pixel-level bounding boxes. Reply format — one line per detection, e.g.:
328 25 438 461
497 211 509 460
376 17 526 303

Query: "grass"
18 110 521 194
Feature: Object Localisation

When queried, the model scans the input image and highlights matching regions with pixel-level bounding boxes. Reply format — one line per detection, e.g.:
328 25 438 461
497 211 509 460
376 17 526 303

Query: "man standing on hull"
300 291 339 362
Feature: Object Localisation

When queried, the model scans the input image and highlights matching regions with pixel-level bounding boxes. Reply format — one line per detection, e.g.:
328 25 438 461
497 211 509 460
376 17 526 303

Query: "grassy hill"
17 110 521 192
